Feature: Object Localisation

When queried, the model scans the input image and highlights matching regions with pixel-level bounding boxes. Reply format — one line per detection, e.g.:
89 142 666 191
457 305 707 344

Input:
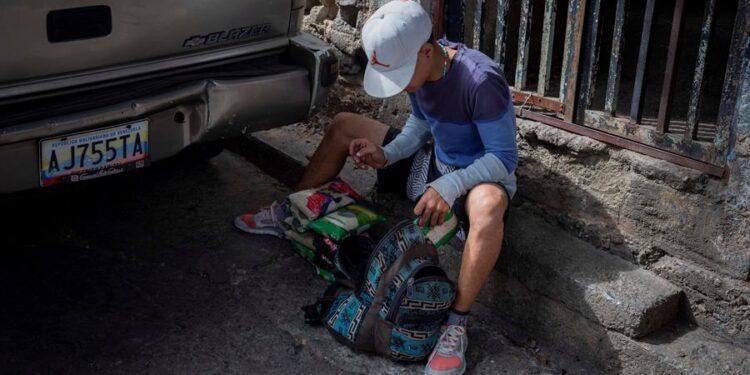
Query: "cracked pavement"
0 148 558 374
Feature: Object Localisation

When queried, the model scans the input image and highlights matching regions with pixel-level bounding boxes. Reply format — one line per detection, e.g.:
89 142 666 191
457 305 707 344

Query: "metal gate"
424 0 749 176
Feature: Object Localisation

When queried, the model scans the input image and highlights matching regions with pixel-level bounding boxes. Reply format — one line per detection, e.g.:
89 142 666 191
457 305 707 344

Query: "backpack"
304 221 456 362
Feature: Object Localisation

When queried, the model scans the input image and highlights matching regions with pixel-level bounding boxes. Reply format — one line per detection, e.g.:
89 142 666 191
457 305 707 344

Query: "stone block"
307 5 337 24
651 256 750 346
498 209 682 338
329 19 360 55
516 118 750 280
440 240 750 374
376 92 411 128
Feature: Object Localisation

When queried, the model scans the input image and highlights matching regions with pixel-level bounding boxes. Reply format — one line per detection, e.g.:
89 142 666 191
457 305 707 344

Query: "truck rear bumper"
0 69 310 193
0 33 337 194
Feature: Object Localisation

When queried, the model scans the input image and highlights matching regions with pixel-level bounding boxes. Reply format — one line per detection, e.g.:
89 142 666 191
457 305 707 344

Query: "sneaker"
234 201 286 238
425 325 468 375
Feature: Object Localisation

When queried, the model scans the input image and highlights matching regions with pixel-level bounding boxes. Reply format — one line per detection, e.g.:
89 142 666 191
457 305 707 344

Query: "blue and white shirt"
382 40 518 207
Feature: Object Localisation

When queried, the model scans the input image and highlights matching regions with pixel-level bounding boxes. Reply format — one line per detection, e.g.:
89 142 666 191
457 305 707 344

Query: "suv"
0 0 337 193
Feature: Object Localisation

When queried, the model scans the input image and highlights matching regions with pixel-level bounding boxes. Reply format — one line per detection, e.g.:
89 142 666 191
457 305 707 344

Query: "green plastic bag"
309 204 385 242
285 229 315 249
413 210 459 248
290 241 337 282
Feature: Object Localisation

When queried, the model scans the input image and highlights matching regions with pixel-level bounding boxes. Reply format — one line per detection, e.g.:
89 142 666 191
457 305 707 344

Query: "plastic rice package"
285 229 315 250
308 204 385 242
288 178 364 221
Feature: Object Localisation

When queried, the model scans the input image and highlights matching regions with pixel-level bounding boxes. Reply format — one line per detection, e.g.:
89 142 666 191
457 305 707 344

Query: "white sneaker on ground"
234 201 286 238
425 325 468 375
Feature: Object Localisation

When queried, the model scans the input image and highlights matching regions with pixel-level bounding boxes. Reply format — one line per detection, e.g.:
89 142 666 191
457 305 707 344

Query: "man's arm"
349 94 431 170
427 79 518 207
381 113 431 166
427 152 517 208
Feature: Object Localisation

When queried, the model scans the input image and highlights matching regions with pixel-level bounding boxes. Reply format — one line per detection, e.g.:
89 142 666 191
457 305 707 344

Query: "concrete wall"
304 0 750 346
303 0 432 56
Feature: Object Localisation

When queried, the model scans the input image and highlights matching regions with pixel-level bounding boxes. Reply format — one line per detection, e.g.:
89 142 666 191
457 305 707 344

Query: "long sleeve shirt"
381 40 517 207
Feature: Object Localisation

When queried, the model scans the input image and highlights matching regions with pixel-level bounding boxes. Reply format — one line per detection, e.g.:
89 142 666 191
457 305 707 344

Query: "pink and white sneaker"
425 325 468 375
234 201 286 238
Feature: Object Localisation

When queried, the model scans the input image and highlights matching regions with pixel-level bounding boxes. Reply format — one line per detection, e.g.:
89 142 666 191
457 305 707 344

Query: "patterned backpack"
306 221 456 361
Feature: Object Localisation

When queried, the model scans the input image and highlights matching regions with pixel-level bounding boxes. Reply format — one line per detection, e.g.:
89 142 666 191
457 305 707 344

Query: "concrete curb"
234 125 750 374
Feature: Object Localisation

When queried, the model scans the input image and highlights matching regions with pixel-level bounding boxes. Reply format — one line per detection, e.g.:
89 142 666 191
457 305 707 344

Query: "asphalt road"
0 146 555 375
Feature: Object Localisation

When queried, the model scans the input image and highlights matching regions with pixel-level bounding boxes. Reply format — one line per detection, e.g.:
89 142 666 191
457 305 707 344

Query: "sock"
446 309 469 327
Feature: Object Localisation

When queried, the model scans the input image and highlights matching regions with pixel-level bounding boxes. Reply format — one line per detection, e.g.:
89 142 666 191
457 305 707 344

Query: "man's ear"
422 43 434 59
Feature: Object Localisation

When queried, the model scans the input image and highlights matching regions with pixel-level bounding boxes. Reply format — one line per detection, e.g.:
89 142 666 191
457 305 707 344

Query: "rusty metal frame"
685 0 716 141
516 107 726 177
575 0 603 122
584 110 721 165
656 0 686 135
431 0 446 39
446 0 465 41
562 0 588 122
716 0 750 158
494 0 510 72
512 91 565 113
629 0 656 125
444 0 740 174
473 0 484 50
538 0 558 97
604 0 628 116
463 0 475 47
515 0 534 90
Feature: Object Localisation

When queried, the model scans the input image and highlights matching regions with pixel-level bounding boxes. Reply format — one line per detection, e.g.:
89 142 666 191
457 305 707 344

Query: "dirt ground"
298 74 383 136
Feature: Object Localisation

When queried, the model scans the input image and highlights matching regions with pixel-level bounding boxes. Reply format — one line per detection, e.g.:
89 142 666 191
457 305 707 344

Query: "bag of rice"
288 178 364 221
285 229 315 249
308 204 385 242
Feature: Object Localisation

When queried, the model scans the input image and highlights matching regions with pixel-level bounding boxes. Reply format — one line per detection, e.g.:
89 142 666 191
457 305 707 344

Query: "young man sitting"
235 1 517 374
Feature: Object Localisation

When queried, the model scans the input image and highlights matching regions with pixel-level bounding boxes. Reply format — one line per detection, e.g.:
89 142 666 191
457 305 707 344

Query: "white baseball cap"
361 0 433 98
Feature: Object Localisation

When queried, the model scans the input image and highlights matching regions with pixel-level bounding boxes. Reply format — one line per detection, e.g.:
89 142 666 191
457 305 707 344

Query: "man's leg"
236 112 390 236
453 183 509 312
425 183 508 375
296 112 390 191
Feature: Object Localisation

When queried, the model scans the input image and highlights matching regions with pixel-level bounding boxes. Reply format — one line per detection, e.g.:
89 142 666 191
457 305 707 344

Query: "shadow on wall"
515 115 750 342
486 154 693 373
495 167 627 373
370 142 643 372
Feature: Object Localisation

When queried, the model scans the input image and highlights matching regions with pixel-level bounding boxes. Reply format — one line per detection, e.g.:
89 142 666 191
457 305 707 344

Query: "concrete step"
243 127 377 197
497 208 682 338
245 125 682 339
237 125 749 374
445 251 750 374
374 194 682 339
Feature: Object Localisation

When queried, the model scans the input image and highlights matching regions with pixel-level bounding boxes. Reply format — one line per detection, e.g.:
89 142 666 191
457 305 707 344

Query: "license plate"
39 121 149 187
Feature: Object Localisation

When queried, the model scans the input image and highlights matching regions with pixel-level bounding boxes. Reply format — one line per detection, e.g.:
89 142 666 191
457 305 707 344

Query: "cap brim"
363 53 418 98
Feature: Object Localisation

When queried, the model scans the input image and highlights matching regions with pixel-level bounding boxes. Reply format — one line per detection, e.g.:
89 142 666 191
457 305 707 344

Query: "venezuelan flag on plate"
39 120 149 187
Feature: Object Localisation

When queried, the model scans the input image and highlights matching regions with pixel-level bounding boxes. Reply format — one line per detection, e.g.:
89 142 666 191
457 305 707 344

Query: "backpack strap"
355 242 438 353
302 282 350 326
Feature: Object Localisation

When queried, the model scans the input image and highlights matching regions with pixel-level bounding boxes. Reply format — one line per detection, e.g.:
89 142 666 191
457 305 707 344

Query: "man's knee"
328 112 357 139
466 184 509 230
326 112 359 145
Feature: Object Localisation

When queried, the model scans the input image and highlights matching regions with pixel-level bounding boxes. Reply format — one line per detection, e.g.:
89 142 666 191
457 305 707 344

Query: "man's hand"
349 138 387 170
414 187 449 227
